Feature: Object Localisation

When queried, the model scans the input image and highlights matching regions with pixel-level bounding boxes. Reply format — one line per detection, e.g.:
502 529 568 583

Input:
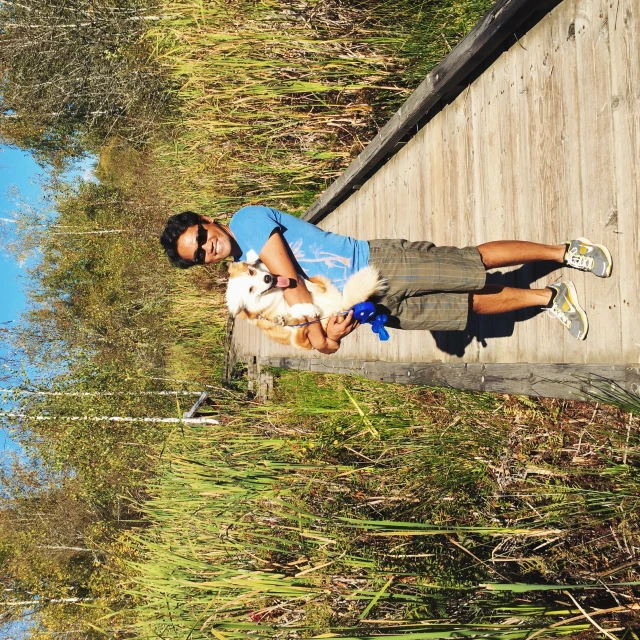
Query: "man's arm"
258 231 357 354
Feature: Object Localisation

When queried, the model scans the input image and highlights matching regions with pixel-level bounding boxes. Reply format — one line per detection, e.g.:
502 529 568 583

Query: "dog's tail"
341 266 387 310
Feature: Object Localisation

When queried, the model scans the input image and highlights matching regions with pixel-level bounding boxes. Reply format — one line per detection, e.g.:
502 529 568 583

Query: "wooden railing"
303 0 561 224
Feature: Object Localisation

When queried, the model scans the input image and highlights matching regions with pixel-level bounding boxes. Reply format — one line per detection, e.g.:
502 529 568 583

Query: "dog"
226 261 386 349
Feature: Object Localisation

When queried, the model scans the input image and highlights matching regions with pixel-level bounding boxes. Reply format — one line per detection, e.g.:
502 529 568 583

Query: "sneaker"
564 237 612 277
547 281 589 340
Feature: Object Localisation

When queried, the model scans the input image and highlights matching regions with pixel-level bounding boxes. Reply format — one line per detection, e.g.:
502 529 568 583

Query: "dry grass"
122 375 640 639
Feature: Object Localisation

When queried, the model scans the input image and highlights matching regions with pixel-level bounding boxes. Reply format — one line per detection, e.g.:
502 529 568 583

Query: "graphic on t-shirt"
291 238 351 285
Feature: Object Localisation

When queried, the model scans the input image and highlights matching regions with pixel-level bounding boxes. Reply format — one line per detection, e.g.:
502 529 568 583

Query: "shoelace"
547 304 571 328
566 249 595 271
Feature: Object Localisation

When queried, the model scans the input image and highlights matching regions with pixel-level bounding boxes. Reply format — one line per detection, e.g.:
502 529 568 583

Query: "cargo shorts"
368 239 487 331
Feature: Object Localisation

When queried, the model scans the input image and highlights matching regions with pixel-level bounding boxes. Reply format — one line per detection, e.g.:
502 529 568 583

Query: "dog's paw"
289 303 321 319
272 315 287 326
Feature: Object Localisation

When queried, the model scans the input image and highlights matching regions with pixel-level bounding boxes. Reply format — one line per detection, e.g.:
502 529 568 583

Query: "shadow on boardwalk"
432 261 562 357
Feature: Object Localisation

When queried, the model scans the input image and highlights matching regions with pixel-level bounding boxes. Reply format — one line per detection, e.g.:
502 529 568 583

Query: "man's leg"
367 239 591 339
477 241 565 269
477 239 613 277
471 283 588 340
471 285 551 314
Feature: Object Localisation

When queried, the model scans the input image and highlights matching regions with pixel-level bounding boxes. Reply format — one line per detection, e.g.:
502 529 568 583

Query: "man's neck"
223 224 242 259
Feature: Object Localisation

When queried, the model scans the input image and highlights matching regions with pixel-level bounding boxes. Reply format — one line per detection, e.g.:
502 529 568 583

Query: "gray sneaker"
564 237 612 277
547 281 589 340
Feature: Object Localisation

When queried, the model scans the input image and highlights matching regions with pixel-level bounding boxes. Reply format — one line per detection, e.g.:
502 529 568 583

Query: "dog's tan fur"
226 262 385 350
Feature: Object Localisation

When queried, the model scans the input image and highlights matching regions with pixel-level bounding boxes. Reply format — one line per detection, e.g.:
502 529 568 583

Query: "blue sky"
0 146 40 322
0 145 43 458
0 147 96 460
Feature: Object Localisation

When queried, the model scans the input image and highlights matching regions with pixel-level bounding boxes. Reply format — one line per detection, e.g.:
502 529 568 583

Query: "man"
160 206 612 354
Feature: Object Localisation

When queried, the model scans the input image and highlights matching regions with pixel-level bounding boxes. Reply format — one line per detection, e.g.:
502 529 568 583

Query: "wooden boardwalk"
229 0 640 399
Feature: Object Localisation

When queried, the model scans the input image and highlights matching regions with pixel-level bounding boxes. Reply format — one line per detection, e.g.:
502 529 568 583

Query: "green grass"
119 375 640 638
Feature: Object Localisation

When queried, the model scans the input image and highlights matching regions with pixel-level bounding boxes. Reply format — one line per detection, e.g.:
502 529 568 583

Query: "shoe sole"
563 280 589 340
576 237 613 278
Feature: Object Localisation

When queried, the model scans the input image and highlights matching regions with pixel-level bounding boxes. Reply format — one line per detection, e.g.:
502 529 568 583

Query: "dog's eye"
248 268 255 276
249 287 254 294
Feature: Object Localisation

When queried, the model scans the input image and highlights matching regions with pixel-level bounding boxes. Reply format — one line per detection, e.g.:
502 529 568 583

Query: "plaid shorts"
368 239 487 331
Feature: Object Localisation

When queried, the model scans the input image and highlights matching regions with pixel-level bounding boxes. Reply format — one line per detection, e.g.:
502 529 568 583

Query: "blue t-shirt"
229 206 370 291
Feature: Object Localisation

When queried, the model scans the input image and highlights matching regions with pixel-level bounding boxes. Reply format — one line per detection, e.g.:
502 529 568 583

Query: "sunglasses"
193 222 208 264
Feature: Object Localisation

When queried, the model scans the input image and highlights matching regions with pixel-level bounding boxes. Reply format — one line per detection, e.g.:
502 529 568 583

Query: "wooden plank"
550 0 586 366
303 0 563 224
222 316 237 383
471 54 520 364
399 124 428 363
523 3 570 363
433 98 466 361
183 392 209 418
609 0 640 364
256 357 629 400
574 0 621 364
385 148 411 363
416 119 446 362
493 47 524 365
626 367 640 396
508 21 542 365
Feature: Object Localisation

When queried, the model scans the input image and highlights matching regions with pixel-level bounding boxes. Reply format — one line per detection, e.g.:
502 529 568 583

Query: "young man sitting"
160 206 612 354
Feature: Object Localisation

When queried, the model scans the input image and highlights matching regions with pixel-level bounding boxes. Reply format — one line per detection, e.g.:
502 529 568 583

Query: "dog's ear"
225 295 245 317
227 261 244 276
225 279 247 317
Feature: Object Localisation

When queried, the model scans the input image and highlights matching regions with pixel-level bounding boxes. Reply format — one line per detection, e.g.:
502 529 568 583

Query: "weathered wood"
246 356 274 401
222 316 237 384
575 0 621 364
230 0 640 399
303 0 562 224
552 0 585 366
183 392 210 419
256 358 631 400
625 367 640 396
610 0 640 365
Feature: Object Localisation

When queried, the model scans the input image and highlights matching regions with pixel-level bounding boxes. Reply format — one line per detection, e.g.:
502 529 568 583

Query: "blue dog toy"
351 301 390 341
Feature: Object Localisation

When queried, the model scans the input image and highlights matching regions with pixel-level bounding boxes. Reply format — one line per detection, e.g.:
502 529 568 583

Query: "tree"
0 0 170 158
0 458 127 639
4 177 171 374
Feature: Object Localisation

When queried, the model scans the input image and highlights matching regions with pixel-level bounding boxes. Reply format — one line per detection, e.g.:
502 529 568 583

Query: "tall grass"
121 378 640 638
163 267 229 382
148 0 495 215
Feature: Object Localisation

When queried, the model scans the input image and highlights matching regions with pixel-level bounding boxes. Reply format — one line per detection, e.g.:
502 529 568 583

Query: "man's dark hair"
160 211 202 268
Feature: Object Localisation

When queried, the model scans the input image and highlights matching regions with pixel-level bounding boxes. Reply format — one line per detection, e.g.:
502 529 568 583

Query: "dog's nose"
263 274 273 284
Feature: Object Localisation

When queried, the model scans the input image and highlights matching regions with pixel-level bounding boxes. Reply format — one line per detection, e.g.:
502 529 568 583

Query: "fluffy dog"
226 261 385 349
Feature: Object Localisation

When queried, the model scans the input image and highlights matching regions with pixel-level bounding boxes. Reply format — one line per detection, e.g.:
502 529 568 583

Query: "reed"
147 0 495 216
121 378 640 638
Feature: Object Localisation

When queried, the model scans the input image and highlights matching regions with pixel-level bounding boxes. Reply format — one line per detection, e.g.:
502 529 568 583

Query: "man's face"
177 218 234 265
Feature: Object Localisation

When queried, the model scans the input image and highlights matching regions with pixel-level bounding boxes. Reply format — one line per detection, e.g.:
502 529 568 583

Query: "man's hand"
309 311 360 354
326 310 360 343
314 311 360 354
